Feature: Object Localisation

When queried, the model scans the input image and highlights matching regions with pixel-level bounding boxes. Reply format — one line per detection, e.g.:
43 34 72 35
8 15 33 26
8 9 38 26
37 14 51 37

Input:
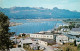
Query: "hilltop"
0 7 80 19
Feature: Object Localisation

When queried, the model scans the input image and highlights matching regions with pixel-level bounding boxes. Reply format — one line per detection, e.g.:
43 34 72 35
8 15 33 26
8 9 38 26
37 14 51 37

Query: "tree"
0 12 14 50
74 40 77 46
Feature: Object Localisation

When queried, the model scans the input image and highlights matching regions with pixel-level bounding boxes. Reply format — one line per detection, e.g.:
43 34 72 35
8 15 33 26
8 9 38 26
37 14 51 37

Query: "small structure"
56 34 68 44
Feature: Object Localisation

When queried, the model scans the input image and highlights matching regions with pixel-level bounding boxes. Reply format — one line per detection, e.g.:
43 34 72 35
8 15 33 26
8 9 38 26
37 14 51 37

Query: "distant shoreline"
9 22 23 27
10 18 62 21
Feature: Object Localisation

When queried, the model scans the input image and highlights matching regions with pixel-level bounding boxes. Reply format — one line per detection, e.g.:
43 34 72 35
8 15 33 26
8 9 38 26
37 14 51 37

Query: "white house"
38 40 48 46
30 32 54 39
30 34 53 39
18 39 33 48
56 35 68 44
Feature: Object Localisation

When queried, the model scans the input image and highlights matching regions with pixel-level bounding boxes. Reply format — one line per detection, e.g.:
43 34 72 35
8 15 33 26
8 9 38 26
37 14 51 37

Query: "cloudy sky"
0 0 80 11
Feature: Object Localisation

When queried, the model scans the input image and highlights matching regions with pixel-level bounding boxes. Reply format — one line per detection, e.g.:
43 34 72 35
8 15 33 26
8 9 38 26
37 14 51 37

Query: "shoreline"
9 22 23 27
10 18 62 21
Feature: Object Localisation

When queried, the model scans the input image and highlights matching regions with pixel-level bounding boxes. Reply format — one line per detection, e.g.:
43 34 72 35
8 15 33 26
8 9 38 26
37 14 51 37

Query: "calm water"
9 19 64 35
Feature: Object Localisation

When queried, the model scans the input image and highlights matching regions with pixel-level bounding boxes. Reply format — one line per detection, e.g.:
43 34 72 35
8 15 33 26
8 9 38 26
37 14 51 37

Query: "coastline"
9 22 23 27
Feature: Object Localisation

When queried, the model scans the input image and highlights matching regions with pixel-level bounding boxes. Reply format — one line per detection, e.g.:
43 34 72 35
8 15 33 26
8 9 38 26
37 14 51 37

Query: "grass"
61 43 79 51
23 44 43 51
78 48 80 51
24 48 43 51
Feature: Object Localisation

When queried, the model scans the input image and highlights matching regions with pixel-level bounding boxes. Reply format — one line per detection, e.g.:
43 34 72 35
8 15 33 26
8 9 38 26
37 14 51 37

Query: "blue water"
9 19 64 35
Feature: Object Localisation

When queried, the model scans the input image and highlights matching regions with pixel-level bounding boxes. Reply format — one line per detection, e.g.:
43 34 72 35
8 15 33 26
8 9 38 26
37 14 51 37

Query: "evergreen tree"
0 12 14 50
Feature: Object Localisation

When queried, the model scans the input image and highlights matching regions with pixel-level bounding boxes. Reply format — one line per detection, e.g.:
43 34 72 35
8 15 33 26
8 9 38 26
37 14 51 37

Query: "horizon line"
0 6 79 12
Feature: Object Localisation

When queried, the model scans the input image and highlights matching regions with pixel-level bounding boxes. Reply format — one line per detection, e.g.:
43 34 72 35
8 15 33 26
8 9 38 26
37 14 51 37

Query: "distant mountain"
0 7 80 19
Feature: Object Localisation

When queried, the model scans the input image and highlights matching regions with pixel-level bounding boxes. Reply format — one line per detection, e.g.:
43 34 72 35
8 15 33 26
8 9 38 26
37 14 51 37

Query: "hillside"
0 7 80 19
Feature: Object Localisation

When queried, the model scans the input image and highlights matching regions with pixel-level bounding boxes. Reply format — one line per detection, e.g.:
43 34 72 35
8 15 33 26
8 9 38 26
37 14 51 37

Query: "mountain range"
0 7 80 19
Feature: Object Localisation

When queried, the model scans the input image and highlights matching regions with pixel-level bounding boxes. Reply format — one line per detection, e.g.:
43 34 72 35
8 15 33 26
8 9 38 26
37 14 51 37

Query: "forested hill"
0 7 80 19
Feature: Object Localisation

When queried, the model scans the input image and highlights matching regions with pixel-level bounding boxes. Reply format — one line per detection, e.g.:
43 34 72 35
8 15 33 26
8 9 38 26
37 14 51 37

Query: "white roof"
10 37 15 39
69 31 80 35
21 39 32 44
57 35 68 37
39 31 45 33
10 48 26 51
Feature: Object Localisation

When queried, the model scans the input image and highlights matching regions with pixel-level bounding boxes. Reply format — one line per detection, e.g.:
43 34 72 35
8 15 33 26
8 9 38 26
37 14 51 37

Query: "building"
63 34 76 43
61 28 70 32
71 27 80 33
68 36 76 42
10 48 26 51
59 24 69 27
56 35 68 44
38 40 48 46
30 32 54 39
76 38 80 45
18 39 33 48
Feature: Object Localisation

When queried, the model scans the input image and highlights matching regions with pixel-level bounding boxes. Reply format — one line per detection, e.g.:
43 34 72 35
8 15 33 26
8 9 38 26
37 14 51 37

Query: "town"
10 19 80 51
0 0 80 51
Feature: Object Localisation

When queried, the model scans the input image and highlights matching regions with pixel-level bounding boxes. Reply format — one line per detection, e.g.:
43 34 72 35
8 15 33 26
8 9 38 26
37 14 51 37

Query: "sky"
0 0 80 11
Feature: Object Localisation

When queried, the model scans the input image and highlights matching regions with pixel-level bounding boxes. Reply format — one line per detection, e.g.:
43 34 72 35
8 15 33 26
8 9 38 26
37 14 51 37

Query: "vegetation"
57 19 80 30
61 42 80 51
63 19 80 29
61 43 77 51
24 45 43 51
77 44 80 51
0 12 14 50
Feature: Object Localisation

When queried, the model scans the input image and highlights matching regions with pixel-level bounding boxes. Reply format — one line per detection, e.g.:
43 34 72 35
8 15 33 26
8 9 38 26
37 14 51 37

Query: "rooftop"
40 39 55 44
20 39 32 44
10 48 26 51
71 27 80 32
33 32 54 35
69 31 80 35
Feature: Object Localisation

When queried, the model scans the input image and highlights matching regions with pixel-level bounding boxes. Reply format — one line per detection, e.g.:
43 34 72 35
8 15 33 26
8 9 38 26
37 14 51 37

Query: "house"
69 31 80 35
30 44 39 50
68 36 76 42
64 34 76 43
76 38 80 45
18 39 33 48
19 33 27 37
71 27 80 33
61 28 70 32
30 39 47 50
30 32 54 39
56 34 68 44
38 40 48 46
